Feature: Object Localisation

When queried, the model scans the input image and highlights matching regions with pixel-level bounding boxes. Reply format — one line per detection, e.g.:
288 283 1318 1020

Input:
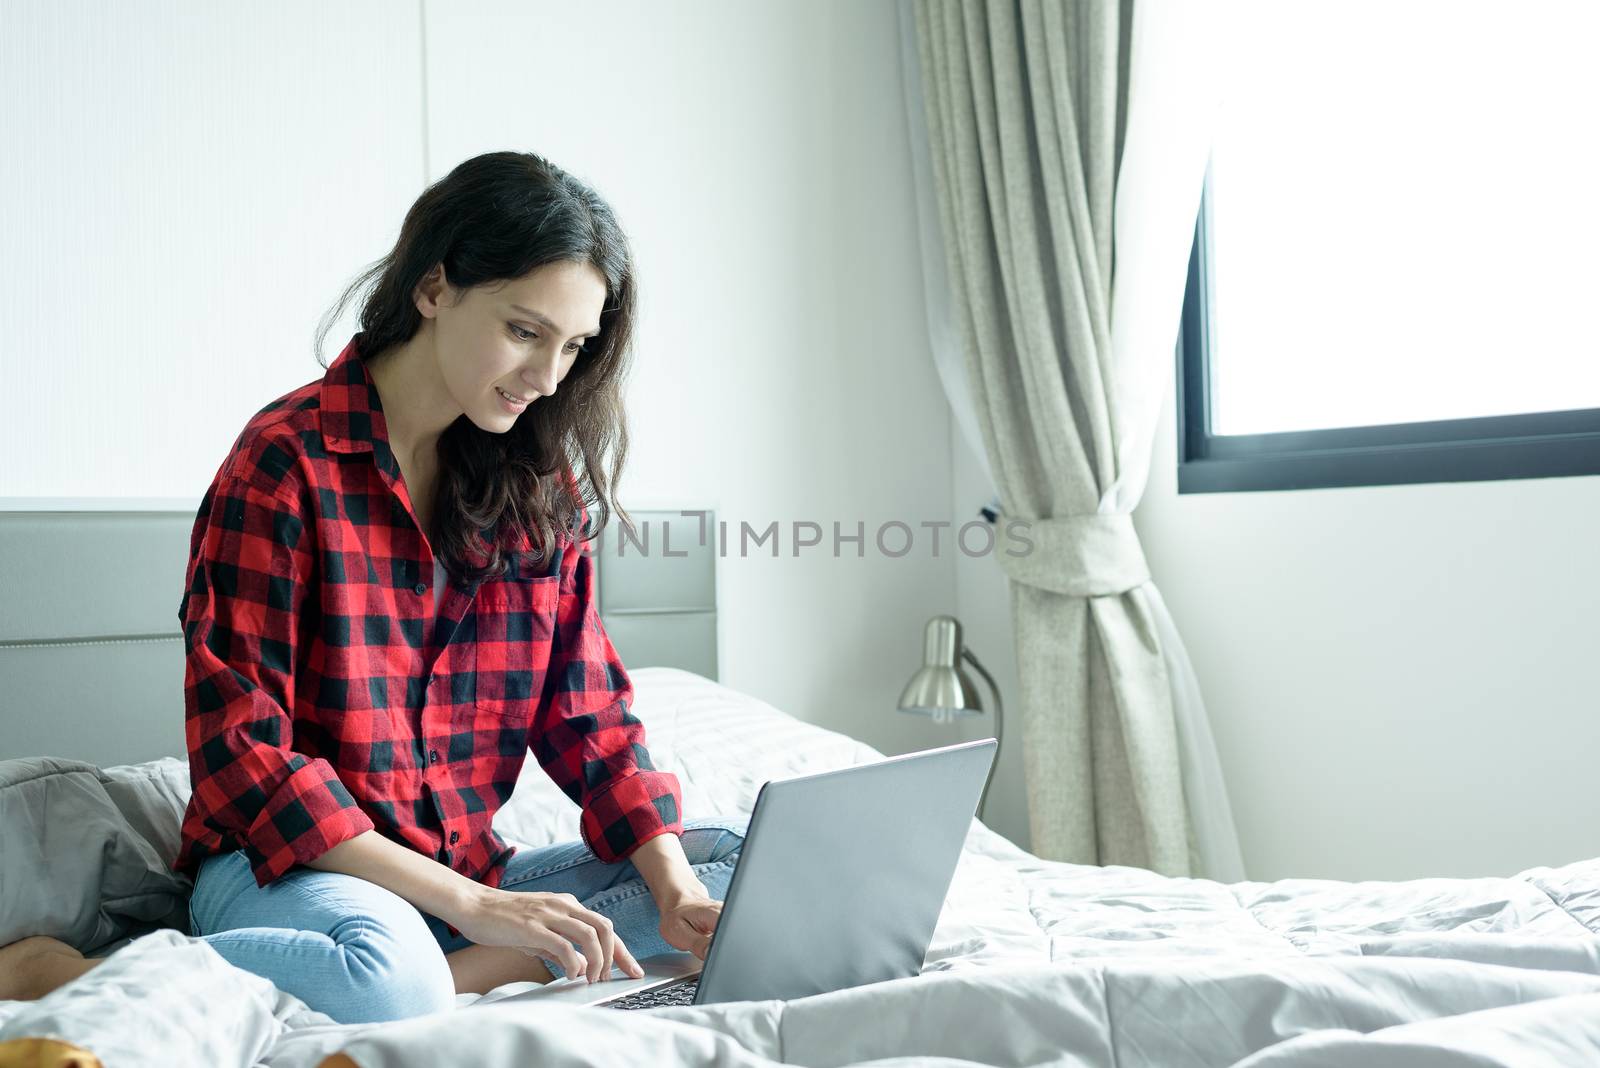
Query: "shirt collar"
318 332 512 574
318 333 389 455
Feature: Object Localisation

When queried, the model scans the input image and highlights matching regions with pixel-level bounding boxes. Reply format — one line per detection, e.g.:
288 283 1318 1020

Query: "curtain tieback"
995 512 1151 597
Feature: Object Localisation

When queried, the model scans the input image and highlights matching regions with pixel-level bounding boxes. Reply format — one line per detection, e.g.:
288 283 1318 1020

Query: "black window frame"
1176 169 1600 494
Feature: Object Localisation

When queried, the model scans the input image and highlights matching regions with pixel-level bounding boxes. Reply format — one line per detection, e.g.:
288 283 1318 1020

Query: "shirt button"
414 582 428 595
429 749 440 765
449 830 460 844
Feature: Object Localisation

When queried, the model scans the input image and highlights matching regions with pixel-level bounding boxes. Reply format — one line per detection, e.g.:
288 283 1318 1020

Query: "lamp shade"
897 616 983 718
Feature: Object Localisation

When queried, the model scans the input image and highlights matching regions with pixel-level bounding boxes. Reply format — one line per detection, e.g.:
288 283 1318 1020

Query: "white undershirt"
433 553 449 612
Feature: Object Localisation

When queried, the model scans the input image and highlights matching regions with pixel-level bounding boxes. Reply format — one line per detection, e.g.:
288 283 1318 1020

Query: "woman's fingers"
674 902 720 959
550 888 601 978
611 927 643 978
532 938 586 982
586 910 633 981
550 914 605 983
688 923 712 960
548 929 588 983
585 909 619 981
518 942 585 982
479 891 646 984
556 905 645 981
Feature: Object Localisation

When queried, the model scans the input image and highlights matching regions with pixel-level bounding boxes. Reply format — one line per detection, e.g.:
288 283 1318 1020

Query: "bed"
3 509 1600 1067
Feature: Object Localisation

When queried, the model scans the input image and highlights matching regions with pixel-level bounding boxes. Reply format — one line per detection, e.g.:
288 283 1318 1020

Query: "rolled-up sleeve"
180 470 374 887
532 504 684 864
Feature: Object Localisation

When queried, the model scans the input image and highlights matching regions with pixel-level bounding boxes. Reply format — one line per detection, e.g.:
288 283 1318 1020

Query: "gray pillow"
0 756 193 957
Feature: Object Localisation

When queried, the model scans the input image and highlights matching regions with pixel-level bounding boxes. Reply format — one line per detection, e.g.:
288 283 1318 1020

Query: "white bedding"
4 667 1600 1067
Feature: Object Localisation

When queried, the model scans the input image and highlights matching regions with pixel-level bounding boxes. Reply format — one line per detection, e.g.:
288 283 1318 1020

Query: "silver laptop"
487 737 997 1010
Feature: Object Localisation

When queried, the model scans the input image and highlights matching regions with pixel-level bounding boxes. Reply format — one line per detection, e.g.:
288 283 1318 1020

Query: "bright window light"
1209 0 1600 436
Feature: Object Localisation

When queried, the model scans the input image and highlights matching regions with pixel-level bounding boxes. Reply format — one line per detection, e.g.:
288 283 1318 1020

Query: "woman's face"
424 259 608 433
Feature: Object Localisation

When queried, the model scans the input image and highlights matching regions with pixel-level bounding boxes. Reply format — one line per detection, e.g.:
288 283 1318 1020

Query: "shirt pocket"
472 576 560 722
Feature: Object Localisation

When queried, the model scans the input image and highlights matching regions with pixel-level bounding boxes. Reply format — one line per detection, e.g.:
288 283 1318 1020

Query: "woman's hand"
627 832 729 960
658 888 724 960
452 887 645 984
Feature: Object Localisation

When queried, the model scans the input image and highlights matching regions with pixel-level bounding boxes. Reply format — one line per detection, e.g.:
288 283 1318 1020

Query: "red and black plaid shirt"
172 333 682 895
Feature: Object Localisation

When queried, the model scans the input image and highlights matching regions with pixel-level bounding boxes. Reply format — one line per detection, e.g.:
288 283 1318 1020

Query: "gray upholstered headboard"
0 506 718 766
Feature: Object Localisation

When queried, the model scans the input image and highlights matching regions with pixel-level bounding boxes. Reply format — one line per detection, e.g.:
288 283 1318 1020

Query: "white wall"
1136 386 1600 882
0 0 425 500
951 356 1600 881
4 1 1034 845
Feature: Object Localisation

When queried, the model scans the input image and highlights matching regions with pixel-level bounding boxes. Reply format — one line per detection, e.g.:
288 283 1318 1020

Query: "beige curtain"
907 0 1244 877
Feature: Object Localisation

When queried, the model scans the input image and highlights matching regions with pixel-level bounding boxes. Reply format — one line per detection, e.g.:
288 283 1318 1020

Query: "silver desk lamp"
896 615 1004 822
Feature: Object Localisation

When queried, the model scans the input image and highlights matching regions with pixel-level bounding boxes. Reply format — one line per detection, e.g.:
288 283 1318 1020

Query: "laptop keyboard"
603 976 699 1010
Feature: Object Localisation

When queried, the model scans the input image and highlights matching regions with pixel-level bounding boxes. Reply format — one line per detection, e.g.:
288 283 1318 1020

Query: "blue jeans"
186 815 748 1025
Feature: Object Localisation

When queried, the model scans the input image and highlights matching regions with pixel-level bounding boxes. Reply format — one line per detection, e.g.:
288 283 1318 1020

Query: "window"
1177 1 1600 493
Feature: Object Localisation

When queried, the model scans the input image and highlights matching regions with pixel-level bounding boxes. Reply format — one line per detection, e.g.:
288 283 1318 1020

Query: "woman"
0 151 746 1024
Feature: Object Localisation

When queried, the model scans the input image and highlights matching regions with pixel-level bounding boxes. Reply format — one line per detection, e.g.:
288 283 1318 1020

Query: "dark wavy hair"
313 151 636 586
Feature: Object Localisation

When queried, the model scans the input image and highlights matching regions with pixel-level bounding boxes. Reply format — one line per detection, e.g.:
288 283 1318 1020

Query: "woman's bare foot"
0 936 103 1001
444 943 556 995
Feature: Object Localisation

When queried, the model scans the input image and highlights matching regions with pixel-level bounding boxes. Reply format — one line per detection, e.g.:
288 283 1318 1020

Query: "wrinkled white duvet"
4 668 1600 1067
